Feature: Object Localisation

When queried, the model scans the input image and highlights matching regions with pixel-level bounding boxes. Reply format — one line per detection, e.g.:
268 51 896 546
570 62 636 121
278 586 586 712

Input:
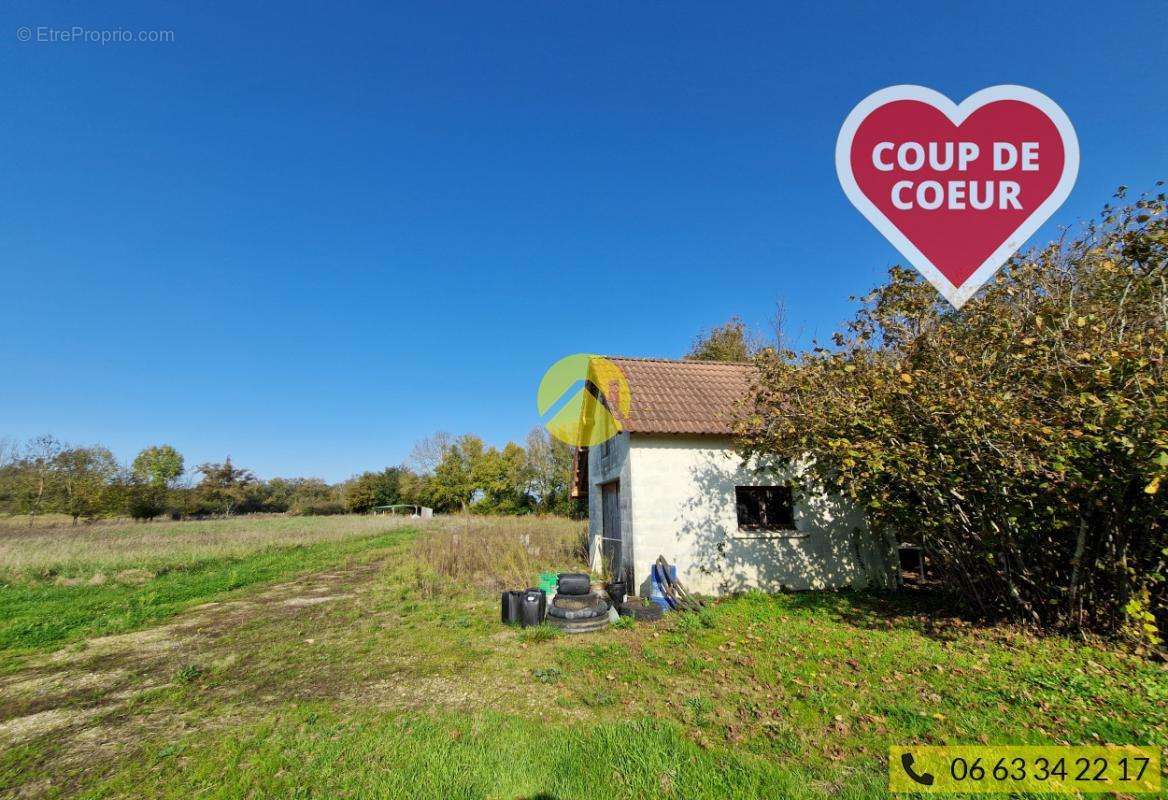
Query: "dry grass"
0 513 79 529
0 514 419 578
412 515 587 595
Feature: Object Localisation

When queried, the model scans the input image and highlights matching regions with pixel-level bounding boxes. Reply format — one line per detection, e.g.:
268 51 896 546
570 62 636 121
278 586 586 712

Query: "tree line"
0 427 579 524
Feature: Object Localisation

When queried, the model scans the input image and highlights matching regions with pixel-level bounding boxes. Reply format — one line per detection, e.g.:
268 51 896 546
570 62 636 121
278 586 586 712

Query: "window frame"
733 485 802 537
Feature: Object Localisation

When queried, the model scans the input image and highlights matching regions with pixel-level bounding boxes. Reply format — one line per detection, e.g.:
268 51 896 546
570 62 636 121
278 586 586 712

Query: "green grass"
1 516 1163 800
0 528 412 666
82 706 835 800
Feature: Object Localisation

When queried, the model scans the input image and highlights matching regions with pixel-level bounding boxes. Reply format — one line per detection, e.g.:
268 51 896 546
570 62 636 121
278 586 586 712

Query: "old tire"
547 614 610 634
547 599 609 620
551 594 598 610
617 603 664 622
556 573 591 596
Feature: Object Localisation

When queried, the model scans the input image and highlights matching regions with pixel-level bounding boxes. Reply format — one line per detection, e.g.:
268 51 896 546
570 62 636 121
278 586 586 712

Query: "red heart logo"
836 86 1078 308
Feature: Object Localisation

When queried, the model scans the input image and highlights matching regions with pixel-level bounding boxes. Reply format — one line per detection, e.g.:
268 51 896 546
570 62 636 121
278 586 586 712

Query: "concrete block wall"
623 435 897 596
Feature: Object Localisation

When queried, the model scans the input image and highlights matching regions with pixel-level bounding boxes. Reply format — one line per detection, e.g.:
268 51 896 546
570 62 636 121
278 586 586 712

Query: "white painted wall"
590 434 897 597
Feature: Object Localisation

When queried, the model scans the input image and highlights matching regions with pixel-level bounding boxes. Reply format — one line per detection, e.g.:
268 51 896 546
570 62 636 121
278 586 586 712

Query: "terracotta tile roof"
589 356 756 435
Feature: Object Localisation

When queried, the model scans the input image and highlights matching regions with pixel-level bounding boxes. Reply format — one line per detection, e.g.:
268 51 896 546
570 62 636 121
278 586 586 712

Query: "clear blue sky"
2 1 1165 481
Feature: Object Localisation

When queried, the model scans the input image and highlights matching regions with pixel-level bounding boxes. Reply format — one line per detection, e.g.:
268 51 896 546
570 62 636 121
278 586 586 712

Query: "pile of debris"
501 556 701 633
648 555 704 613
544 572 611 633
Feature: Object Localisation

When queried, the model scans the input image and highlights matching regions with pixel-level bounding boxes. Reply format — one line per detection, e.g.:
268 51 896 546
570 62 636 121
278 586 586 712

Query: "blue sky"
2 1 1165 481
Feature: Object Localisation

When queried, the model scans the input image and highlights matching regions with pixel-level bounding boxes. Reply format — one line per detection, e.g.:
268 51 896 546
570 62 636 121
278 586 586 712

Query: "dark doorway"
600 480 621 579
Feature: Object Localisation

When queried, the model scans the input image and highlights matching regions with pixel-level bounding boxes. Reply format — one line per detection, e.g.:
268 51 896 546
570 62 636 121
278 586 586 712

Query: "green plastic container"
538 571 558 600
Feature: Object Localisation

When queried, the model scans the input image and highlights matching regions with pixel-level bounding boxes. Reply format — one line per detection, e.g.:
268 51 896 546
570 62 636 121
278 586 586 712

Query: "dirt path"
0 552 571 798
0 559 392 795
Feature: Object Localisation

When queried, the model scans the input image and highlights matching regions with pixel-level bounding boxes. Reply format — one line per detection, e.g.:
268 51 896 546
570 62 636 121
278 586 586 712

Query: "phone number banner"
889 745 1160 794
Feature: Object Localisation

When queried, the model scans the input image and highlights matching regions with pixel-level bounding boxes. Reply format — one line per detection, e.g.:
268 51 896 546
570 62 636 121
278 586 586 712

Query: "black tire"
618 603 664 621
547 614 610 634
551 594 597 610
547 599 609 620
556 573 591 595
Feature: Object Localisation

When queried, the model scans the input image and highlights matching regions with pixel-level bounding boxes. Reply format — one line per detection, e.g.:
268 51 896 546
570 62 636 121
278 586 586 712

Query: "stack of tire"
546 573 610 634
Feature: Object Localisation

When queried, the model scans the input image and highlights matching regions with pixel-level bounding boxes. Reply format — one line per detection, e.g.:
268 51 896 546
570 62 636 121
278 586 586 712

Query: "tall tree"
195 457 257 516
14 435 63 526
132 445 184 488
525 427 575 514
56 446 119 524
343 467 404 513
471 442 533 514
429 434 483 512
409 432 454 475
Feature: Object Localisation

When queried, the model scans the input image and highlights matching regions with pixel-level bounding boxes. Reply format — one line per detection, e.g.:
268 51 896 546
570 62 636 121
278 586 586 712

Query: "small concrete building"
571 357 897 597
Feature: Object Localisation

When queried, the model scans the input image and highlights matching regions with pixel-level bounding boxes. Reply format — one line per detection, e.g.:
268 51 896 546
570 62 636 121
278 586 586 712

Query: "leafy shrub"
295 501 346 516
740 189 1168 641
126 484 167 521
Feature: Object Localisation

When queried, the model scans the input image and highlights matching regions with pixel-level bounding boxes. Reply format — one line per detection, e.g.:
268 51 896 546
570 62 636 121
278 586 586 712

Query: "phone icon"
901 753 935 786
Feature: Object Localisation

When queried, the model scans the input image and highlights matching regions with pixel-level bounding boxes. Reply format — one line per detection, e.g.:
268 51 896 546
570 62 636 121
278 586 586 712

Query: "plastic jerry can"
519 588 546 627
500 590 524 625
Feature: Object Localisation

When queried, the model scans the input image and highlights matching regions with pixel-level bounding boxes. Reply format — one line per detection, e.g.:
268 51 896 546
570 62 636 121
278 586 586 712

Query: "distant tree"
396 469 433 509
343 468 404 514
56 446 119 524
195 457 257 516
471 442 533 514
132 445 184 488
686 315 762 362
343 474 379 514
261 477 295 512
281 477 343 515
429 434 483 512
13 435 63 526
409 432 454 475
525 427 576 515
126 482 168 522
0 438 19 515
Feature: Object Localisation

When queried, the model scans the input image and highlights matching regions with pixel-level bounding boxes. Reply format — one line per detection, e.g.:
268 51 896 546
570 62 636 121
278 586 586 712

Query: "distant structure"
372 504 433 519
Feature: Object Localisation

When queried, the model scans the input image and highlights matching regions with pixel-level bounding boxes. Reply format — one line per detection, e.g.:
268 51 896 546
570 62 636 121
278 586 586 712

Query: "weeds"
580 688 616 707
533 666 563 684
519 624 559 643
174 664 204 684
412 515 586 594
684 695 713 727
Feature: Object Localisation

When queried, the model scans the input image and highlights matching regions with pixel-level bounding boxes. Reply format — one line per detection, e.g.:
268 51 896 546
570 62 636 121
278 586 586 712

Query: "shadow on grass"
772 586 998 642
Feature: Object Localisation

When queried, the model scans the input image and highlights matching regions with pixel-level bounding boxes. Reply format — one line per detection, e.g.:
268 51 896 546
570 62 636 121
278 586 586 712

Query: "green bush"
740 189 1168 643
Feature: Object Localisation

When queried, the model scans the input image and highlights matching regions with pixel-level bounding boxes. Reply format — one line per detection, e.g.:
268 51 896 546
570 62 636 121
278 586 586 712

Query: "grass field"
0 515 1163 799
